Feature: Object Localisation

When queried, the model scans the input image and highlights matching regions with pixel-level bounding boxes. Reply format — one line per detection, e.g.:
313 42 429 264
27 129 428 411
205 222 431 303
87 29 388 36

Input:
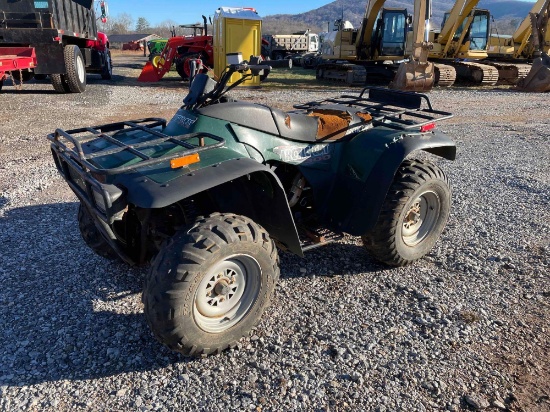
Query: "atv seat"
198 101 372 143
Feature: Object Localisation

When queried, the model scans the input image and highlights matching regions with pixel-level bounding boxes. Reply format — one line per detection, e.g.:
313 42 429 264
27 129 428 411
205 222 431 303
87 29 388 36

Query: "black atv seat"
198 102 372 143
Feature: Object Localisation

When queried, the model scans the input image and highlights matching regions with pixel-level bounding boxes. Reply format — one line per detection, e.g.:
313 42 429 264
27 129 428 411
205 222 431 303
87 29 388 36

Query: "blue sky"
105 1 331 26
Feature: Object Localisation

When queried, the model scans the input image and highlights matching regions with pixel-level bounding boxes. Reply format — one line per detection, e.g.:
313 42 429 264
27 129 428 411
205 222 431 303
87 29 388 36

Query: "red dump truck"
0 0 112 93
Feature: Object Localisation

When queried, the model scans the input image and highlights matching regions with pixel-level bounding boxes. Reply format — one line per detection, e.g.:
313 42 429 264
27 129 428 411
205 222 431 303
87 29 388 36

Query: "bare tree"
108 13 135 34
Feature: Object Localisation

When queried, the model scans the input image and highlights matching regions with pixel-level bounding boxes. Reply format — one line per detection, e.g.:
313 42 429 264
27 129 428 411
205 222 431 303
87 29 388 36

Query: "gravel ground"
0 54 549 411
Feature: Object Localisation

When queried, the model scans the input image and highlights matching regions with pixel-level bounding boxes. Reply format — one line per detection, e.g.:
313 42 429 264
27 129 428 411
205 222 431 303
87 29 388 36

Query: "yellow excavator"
428 0 498 86
487 0 550 91
316 0 434 91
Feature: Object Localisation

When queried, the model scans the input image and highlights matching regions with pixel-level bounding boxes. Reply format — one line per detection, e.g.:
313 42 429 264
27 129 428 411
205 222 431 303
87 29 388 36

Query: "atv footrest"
299 225 345 252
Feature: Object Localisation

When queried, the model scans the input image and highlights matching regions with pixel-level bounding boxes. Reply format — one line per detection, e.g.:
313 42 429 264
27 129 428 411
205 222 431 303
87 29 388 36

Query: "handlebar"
229 63 271 72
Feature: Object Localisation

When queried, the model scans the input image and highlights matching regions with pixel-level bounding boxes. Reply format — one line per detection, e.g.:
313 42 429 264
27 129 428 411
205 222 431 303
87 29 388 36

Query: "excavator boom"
390 0 434 91
517 0 550 91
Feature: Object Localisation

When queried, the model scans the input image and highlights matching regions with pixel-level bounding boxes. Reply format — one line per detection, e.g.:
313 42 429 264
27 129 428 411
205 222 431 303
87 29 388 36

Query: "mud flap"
138 61 161 82
390 61 435 92
517 53 550 93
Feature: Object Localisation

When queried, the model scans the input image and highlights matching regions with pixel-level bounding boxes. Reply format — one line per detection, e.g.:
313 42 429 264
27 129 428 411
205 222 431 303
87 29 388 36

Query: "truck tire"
101 50 113 80
50 74 70 93
63 44 86 93
362 159 451 266
143 213 280 356
77 203 119 260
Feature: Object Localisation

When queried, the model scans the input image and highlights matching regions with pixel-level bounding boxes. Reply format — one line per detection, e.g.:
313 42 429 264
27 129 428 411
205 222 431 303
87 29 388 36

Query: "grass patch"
261 67 346 90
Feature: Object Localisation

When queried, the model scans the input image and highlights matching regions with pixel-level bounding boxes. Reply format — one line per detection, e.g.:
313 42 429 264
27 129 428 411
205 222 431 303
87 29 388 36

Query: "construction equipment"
487 0 550 91
316 0 435 91
48 58 455 356
0 0 112 93
428 0 498 86
138 16 213 82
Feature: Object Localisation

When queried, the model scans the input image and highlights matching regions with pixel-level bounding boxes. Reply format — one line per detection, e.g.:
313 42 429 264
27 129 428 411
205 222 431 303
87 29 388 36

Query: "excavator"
316 0 434 91
428 0 498 86
486 0 550 91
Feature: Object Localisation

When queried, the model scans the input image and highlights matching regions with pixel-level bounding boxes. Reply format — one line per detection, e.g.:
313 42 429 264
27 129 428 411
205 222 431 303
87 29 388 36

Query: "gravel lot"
0 54 549 411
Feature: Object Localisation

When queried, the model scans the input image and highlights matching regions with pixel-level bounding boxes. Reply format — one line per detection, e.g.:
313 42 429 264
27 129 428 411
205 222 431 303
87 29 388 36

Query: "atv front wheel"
143 213 279 356
362 159 451 266
77 203 119 260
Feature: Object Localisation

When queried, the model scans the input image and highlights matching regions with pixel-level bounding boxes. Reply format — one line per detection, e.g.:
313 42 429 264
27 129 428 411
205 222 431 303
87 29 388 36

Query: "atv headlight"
92 187 107 212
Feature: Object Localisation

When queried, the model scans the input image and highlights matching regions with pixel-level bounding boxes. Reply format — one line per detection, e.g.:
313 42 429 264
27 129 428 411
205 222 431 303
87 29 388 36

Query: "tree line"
101 12 520 38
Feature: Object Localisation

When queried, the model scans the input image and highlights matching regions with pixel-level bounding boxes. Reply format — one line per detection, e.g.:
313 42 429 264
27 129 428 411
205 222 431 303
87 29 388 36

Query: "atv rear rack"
294 87 453 131
48 118 225 175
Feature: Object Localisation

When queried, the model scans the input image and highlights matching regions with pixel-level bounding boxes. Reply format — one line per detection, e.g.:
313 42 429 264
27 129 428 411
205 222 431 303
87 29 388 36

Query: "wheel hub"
194 255 262 333
404 201 422 229
203 271 239 311
401 191 440 247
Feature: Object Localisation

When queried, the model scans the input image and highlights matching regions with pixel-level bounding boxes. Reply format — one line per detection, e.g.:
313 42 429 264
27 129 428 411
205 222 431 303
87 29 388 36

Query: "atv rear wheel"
77 203 119 260
362 159 451 266
143 213 279 356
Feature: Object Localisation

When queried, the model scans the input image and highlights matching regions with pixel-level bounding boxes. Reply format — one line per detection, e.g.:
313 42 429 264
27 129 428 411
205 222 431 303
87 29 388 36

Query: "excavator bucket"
138 61 162 82
390 61 435 92
516 53 550 92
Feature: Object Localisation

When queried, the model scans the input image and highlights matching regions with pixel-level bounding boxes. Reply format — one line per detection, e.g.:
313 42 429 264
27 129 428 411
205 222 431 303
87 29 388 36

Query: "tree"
106 13 134 34
135 17 151 33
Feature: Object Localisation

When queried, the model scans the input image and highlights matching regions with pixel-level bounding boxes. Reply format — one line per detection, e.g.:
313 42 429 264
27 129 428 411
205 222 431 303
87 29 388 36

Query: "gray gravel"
0 58 549 411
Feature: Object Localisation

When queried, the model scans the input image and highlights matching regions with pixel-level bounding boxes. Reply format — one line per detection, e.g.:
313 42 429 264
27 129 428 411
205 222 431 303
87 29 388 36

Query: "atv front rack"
48 118 225 175
294 87 453 131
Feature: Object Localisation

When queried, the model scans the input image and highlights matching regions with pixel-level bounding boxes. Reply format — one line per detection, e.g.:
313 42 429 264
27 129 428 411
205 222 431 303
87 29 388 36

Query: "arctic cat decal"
273 144 333 164
174 114 198 129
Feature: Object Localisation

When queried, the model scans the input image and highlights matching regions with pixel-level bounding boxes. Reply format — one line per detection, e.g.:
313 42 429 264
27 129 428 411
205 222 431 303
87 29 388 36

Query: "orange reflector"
170 153 200 169
420 123 436 132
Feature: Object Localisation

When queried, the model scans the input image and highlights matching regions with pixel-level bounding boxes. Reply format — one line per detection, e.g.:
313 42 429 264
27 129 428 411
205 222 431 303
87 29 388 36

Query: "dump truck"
261 31 319 61
0 0 112 93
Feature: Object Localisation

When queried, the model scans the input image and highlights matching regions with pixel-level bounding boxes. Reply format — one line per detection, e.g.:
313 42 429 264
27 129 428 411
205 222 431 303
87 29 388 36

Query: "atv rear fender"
125 157 303 256
334 129 456 236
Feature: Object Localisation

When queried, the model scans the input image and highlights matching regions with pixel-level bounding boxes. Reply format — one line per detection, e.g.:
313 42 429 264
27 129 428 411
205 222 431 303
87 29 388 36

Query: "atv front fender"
342 131 456 235
121 157 303 256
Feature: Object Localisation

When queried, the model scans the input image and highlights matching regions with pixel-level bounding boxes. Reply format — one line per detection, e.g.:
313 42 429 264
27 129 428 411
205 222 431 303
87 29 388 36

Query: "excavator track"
453 62 499 86
485 62 532 85
316 63 367 86
434 63 456 87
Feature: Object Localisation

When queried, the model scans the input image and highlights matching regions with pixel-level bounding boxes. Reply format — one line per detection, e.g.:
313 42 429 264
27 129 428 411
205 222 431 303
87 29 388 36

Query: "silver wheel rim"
402 190 440 247
76 54 85 83
194 254 261 333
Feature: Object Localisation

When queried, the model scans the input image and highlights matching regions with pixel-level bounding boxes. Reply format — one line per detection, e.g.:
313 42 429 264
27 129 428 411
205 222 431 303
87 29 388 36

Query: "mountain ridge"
262 0 535 34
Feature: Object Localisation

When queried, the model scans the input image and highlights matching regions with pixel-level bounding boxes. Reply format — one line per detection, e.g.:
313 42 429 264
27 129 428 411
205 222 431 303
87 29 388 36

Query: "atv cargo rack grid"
48 118 226 227
48 118 225 175
294 87 453 130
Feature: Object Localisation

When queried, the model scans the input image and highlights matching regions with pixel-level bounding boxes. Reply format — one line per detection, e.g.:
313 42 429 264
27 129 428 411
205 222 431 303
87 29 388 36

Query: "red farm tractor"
139 16 213 82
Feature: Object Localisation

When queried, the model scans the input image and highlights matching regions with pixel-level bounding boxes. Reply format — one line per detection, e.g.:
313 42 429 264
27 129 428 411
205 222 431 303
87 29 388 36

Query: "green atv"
48 59 456 356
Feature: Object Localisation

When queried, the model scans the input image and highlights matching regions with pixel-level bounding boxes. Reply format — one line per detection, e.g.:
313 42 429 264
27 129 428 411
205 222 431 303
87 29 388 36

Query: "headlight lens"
92 188 107 212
